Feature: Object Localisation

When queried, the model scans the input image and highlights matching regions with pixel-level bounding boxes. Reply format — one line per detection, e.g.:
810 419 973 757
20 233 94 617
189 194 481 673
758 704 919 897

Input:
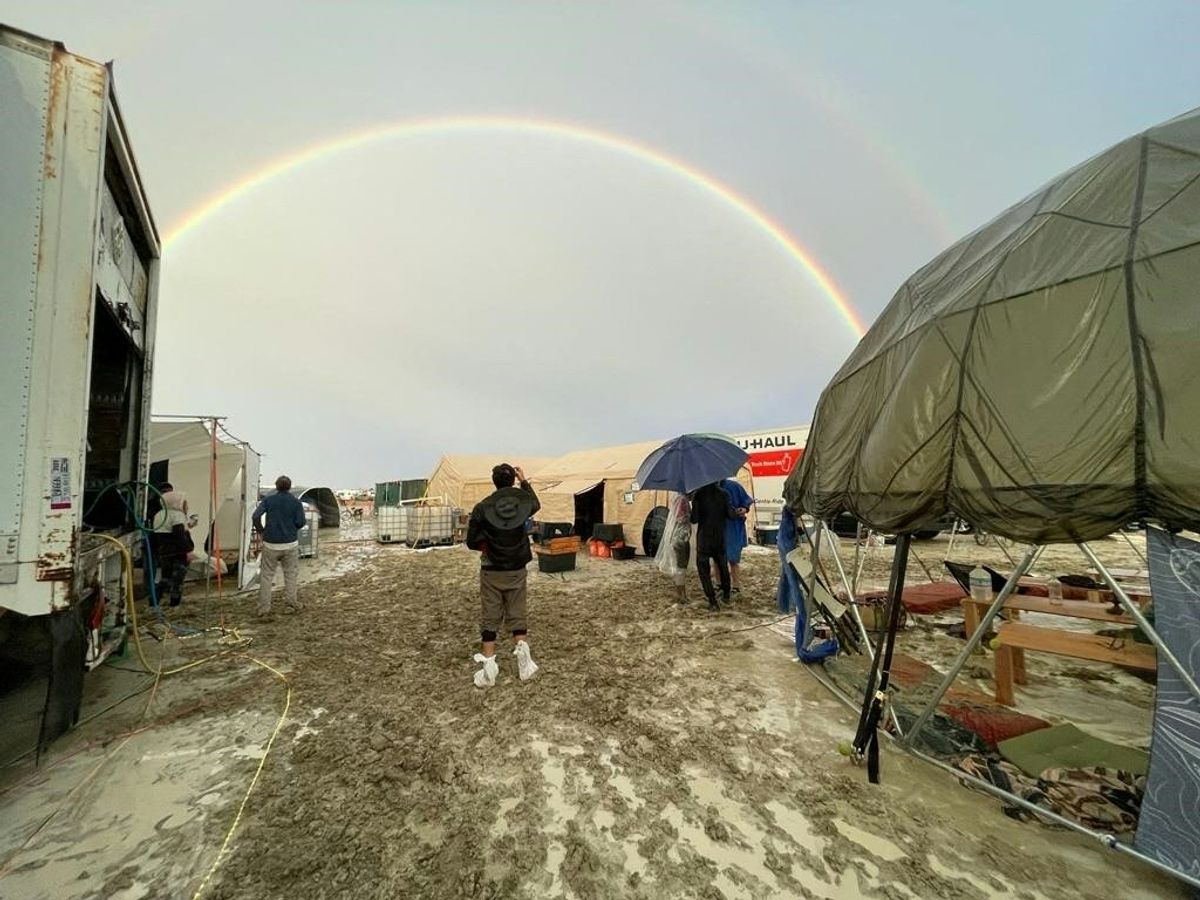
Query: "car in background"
829 511 958 541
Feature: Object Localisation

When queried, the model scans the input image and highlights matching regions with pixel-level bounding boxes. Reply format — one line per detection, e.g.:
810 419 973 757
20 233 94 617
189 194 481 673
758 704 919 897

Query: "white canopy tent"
148 419 262 590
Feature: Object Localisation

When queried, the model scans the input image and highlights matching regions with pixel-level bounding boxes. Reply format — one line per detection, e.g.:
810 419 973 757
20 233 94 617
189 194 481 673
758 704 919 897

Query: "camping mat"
958 756 1144 834
998 723 1149 778
819 653 1042 758
840 581 966 615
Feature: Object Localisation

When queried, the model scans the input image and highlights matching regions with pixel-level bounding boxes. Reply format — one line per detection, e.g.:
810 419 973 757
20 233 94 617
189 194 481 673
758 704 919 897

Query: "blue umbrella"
634 434 749 495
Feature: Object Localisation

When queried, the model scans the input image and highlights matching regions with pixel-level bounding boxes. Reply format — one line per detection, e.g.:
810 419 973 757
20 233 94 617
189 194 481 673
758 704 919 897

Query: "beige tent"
424 454 554 512
531 439 756 553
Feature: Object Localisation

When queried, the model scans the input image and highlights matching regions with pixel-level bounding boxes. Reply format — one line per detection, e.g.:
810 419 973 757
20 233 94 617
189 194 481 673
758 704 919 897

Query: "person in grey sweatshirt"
252 475 308 618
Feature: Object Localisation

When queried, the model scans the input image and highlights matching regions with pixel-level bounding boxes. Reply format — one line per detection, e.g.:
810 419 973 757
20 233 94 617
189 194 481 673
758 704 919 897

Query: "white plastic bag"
655 493 692 582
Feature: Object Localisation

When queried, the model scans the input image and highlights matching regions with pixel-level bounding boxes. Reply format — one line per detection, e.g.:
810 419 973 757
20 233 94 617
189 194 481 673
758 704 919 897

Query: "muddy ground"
0 532 1184 899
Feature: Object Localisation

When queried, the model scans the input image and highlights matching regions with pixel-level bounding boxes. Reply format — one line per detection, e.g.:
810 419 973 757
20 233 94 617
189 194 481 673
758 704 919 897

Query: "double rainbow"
164 115 868 339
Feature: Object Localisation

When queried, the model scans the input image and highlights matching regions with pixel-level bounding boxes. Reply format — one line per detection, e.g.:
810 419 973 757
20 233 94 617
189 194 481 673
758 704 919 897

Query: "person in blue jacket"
720 478 754 595
252 475 308 619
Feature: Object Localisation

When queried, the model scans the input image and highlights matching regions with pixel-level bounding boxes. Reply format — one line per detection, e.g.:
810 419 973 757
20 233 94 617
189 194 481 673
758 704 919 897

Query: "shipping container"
374 479 429 507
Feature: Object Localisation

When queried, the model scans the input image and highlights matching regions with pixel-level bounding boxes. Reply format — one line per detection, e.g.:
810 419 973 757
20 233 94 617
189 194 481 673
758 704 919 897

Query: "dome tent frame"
786 107 1200 891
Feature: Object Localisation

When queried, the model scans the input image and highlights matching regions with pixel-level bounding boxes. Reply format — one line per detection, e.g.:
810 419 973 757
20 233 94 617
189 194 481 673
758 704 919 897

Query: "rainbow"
163 115 868 338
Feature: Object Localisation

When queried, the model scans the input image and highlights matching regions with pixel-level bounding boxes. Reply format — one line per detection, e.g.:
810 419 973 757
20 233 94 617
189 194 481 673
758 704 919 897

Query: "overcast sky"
8 1 1199 487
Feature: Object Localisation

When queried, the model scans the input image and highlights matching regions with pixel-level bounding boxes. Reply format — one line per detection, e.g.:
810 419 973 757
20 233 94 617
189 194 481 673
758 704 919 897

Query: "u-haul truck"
730 425 810 531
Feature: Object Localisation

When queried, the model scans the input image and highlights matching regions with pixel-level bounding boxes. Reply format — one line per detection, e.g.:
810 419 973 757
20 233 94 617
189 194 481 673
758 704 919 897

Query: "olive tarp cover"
787 107 1200 544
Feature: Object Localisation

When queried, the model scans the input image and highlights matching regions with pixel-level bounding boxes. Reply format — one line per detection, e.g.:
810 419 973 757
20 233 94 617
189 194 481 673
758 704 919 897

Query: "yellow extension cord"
0 534 291 898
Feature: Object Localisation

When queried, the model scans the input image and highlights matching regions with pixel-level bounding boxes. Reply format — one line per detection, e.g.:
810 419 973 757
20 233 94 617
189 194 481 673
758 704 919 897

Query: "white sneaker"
514 642 539 681
473 653 498 688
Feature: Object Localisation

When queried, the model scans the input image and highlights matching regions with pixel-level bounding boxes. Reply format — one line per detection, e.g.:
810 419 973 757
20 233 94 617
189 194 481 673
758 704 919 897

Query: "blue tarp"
776 507 837 662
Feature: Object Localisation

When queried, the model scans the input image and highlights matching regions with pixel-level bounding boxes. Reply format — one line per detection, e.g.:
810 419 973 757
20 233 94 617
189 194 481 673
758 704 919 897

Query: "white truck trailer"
729 425 810 534
1 24 161 748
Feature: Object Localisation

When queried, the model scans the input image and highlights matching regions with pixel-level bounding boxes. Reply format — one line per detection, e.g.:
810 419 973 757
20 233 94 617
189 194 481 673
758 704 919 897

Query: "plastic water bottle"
1047 576 1063 605
969 566 993 604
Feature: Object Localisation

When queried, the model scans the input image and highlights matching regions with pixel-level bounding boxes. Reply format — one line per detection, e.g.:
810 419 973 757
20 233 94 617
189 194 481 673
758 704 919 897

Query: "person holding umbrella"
690 481 737 610
634 434 749 611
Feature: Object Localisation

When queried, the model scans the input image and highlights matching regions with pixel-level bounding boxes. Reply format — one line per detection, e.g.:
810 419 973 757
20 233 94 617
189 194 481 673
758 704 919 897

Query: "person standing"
466 464 541 687
690 481 736 611
252 475 308 619
655 492 692 604
720 478 754 595
151 486 194 607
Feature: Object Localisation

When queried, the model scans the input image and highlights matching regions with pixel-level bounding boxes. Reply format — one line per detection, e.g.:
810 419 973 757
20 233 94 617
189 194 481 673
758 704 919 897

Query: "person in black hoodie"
690 481 737 611
466 464 541 687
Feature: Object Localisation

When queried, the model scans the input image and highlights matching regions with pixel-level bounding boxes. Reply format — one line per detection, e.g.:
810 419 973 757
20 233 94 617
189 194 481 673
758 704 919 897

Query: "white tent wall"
148 421 261 590
238 442 261 589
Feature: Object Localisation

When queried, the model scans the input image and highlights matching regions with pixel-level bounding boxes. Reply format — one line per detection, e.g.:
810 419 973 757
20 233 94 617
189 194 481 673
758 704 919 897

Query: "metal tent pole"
817 520 903 736
806 517 824 606
854 531 873 593
1118 529 1149 568
851 521 864 594
819 522 875 655
993 533 1018 568
902 544 1038 748
1080 542 1200 707
946 517 960 558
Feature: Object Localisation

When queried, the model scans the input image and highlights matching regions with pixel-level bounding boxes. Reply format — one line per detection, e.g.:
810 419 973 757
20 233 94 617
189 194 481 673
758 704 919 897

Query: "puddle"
833 819 907 862
714 871 754 899
528 737 580 893
663 802 779 893
491 798 519 838
293 707 327 742
622 834 648 876
139 748 203 762
764 800 826 855
928 854 1035 899
686 768 729 807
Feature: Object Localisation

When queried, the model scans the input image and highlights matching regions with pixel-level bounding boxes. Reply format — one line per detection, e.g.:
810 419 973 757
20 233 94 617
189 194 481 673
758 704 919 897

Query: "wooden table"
961 595 1155 706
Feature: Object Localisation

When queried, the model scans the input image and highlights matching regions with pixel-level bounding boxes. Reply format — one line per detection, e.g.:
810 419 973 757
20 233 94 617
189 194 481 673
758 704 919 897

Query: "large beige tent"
148 420 261 589
424 454 554 512
532 439 755 552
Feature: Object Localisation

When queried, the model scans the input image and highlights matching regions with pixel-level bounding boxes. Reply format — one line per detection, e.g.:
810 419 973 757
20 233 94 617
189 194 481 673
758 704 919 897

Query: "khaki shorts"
480 568 528 635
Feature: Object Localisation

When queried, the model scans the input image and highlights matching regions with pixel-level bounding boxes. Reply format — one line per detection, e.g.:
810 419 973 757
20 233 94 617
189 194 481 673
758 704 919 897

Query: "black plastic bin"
592 523 625 544
536 551 577 573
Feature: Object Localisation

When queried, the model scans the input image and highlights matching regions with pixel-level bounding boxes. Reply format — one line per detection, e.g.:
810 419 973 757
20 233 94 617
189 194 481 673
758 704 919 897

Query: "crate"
535 521 574 542
536 549 577 573
407 505 458 548
592 523 625 543
376 506 408 544
543 536 581 554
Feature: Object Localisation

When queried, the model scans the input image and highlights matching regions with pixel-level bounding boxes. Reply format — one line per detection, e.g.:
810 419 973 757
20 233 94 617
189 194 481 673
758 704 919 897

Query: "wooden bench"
992 621 1157 705
962 594 1136 637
